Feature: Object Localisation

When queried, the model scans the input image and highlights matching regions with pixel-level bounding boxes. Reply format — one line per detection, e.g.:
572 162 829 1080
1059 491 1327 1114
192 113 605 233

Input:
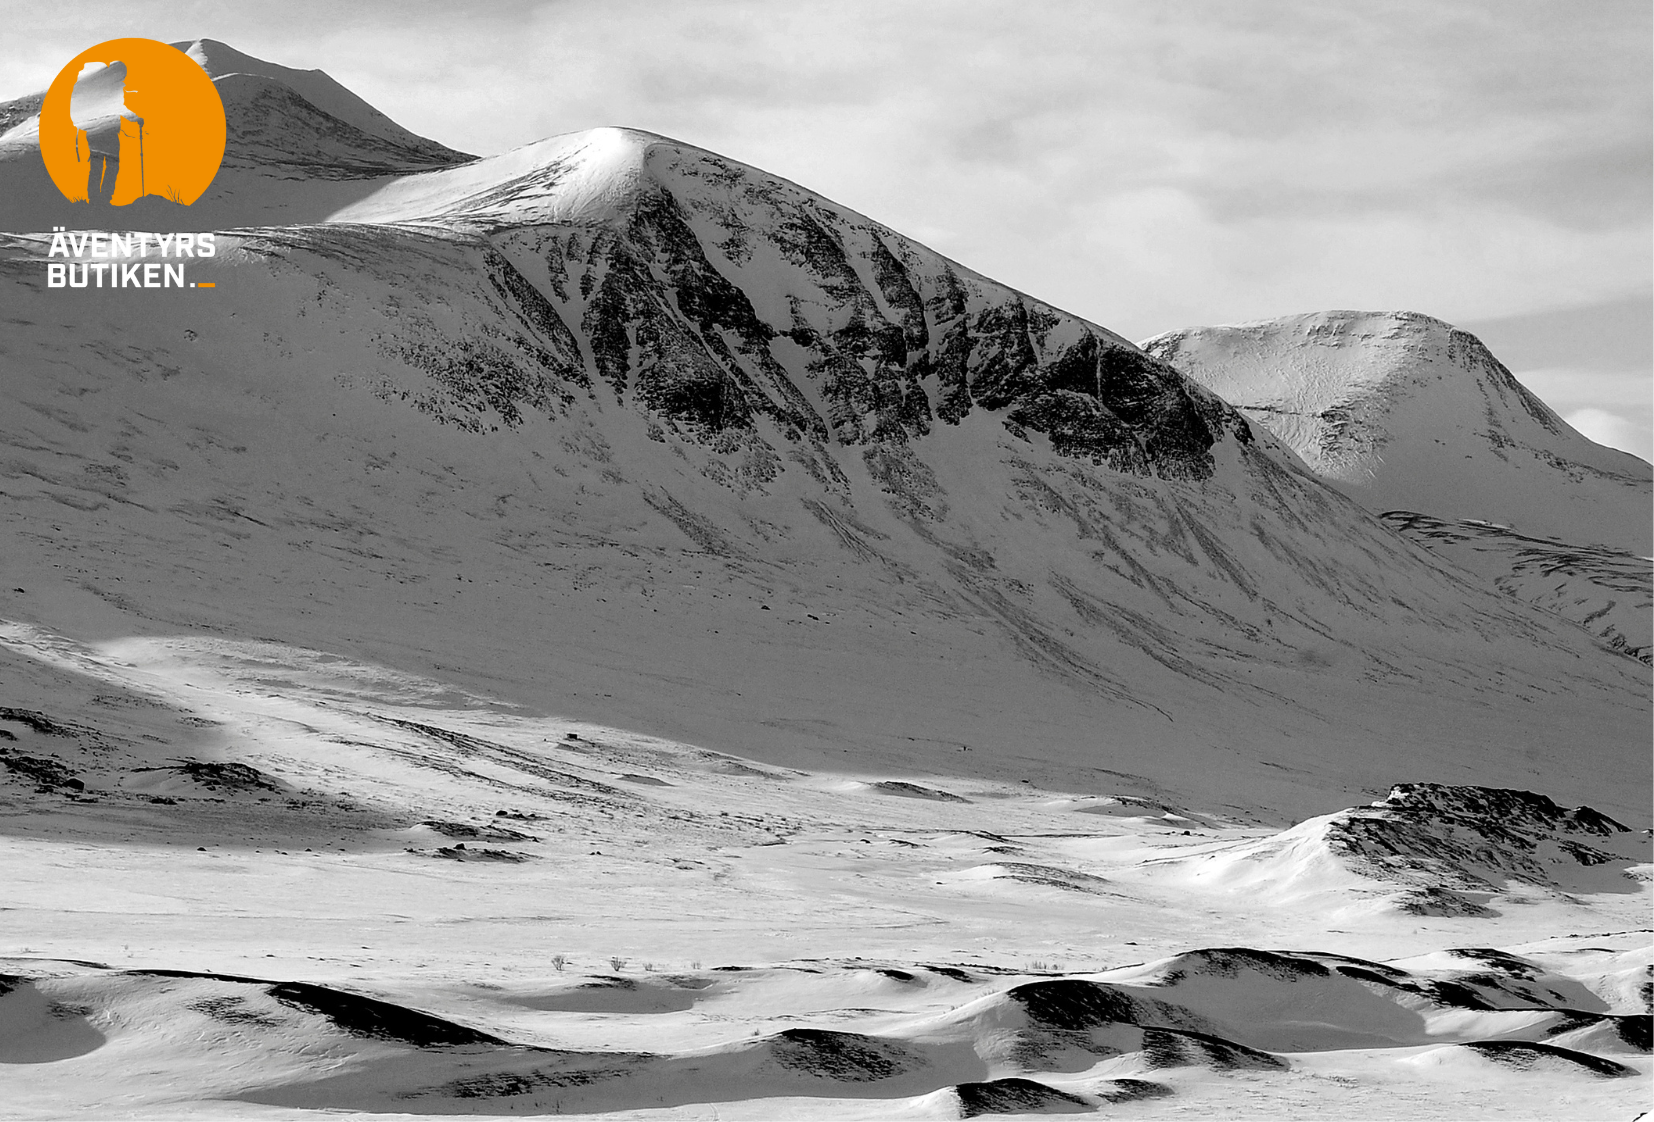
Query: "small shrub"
609 957 628 972
550 954 567 972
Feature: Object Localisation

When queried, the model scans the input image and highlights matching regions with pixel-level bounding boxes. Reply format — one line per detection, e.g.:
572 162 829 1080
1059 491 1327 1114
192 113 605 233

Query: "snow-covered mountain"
1141 311 1651 553
0 42 1649 1119
3 119 1646 821
1142 310 1652 662
0 38 474 231
176 39 468 160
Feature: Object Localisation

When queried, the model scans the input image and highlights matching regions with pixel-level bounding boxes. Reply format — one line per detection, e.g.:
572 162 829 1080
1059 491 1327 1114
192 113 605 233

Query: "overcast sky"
4 0 1649 458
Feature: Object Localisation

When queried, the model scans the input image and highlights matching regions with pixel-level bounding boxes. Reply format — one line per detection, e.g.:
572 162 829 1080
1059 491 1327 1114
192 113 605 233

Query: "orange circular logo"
39 38 225 207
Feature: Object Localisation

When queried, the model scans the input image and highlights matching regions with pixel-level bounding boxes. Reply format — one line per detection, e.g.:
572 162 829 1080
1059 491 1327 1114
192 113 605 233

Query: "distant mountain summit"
173 39 469 160
1141 310 1651 553
0 39 473 230
1143 310 1652 661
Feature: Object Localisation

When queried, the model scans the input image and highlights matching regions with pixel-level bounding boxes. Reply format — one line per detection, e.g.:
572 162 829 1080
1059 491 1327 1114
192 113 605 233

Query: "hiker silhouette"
40 39 226 208
69 61 145 205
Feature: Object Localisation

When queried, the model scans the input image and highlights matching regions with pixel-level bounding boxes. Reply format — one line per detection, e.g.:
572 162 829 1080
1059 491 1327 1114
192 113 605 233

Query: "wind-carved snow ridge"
329 127 653 226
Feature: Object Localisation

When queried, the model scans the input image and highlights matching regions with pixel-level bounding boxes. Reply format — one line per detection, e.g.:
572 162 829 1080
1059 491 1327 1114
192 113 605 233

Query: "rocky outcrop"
1321 784 1639 904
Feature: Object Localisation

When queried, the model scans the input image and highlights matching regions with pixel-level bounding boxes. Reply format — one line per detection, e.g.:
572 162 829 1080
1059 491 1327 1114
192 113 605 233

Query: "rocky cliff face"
341 129 1245 481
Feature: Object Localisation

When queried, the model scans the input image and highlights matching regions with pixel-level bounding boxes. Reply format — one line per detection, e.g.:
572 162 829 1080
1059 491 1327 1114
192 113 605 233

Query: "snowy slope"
1140 310 1652 554
1141 311 1653 665
2 200 1648 823
1381 512 1651 663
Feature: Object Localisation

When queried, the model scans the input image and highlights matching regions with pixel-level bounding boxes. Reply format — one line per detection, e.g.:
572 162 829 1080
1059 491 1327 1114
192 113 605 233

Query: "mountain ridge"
172 38 472 161
0 43 1646 823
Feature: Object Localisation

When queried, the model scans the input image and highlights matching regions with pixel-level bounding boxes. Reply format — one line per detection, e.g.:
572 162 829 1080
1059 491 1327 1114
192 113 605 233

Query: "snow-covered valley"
1 626 1648 1118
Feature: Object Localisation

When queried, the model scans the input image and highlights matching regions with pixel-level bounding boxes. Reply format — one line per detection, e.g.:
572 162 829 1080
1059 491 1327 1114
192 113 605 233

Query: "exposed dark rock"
1383 784 1628 835
0 752 83 791
955 1077 1091 1116
1140 1027 1289 1072
188 995 283 1027
870 780 968 803
421 819 539 843
1008 980 1143 1030
1459 1040 1636 1077
1393 887 1494 918
428 845 533 862
327 139 1245 488
1151 948 1332 986
175 760 279 792
1316 784 1638 897
267 981 514 1047
986 863 1110 892
0 708 83 737
766 1028 916 1082
1098 1077 1174 1102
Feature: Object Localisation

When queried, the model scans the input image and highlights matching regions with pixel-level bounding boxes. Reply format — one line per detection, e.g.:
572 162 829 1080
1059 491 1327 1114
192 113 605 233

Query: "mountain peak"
0 38 472 232
1143 308 1556 431
330 126 666 226
170 38 466 159
1142 309 1651 552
